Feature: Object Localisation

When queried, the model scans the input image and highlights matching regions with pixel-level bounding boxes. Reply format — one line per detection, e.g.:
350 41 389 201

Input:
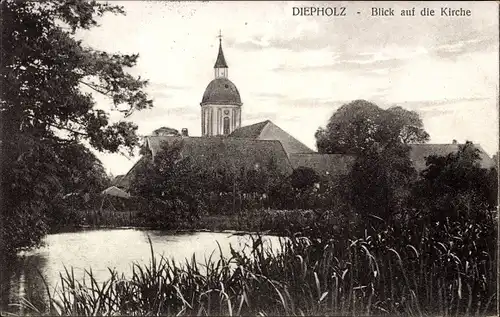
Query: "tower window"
223 117 230 135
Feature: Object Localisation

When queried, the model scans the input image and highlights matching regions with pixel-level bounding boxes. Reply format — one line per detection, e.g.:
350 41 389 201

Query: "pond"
0 228 283 314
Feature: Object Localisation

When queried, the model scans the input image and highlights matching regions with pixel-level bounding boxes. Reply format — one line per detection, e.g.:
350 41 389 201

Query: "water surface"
0 228 282 314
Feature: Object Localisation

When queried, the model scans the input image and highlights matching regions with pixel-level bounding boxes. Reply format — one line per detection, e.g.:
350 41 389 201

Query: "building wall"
201 104 242 136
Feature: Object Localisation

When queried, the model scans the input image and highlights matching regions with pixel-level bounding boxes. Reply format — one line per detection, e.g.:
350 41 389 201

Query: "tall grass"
24 218 496 317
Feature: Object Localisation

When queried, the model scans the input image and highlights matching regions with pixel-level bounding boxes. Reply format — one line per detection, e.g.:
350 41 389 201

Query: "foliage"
290 166 319 191
151 127 180 136
408 143 497 259
315 100 428 223
130 141 209 228
348 145 417 225
0 0 151 254
315 100 429 155
412 142 497 218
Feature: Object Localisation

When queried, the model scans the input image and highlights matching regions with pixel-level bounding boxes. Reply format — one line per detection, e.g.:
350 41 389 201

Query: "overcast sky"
78 1 499 176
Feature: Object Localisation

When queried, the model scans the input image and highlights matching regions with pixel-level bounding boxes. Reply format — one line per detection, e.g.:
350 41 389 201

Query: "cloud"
272 56 408 73
431 36 498 60
147 82 191 91
243 111 278 122
391 97 491 109
252 92 288 99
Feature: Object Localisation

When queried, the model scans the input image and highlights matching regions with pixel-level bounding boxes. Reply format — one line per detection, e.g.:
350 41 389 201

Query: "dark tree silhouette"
315 100 429 224
0 1 152 253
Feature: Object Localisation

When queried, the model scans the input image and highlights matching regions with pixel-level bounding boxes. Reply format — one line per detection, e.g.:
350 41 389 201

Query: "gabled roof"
145 136 293 175
230 120 314 155
229 120 270 138
102 186 131 199
289 154 356 176
115 156 148 190
111 175 125 186
409 143 495 171
214 40 228 68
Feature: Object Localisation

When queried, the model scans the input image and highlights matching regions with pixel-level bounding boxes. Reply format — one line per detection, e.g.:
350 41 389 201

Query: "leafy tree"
0 1 152 254
152 127 180 136
411 141 497 222
130 141 209 228
405 142 497 304
315 100 429 224
315 100 429 155
58 143 111 195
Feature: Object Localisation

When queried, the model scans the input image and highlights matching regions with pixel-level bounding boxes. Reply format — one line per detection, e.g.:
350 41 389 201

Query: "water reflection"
1 252 49 314
0 229 282 314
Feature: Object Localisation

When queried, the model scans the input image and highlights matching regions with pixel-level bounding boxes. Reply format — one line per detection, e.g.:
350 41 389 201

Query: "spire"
214 30 228 69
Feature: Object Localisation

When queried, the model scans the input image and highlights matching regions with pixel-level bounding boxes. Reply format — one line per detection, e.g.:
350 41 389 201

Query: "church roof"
114 156 148 190
409 143 495 171
214 40 228 68
117 138 496 191
112 174 125 186
201 77 242 106
289 153 356 176
145 136 293 175
230 120 314 155
229 120 270 138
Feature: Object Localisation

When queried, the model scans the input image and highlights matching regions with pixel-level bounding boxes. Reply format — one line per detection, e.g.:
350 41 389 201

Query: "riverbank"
52 209 347 238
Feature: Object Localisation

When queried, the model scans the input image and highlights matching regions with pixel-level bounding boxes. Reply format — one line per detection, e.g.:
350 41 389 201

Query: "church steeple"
214 30 228 78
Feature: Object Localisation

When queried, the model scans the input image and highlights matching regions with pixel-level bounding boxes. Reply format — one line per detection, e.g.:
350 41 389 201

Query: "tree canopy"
130 141 209 228
315 100 429 155
0 0 152 253
315 100 429 224
412 142 498 222
152 127 181 137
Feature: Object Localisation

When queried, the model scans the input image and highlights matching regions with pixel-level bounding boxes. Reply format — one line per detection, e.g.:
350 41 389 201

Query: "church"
114 38 495 190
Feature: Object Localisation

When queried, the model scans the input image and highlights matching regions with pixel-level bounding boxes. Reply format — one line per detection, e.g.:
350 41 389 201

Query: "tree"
407 142 497 304
315 100 429 224
130 141 209 228
315 100 429 155
411 141 498 222
58 143 111 195
0 1 152 254
152 127 180 136
290 167 319 191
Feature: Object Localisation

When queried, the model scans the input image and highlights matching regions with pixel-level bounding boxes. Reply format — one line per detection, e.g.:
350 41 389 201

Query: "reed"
19 211 496 316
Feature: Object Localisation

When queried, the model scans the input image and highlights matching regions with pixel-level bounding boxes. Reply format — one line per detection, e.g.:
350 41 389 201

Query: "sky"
77 1 499 176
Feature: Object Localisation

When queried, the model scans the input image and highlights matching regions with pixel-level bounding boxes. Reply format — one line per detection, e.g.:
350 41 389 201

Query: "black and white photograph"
0 1 498 316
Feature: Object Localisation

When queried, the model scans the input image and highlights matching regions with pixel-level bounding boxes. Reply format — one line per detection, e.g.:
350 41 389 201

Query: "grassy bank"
56 208 344 237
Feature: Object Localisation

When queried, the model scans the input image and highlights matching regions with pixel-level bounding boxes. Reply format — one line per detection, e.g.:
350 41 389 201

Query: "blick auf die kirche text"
372 7 472 17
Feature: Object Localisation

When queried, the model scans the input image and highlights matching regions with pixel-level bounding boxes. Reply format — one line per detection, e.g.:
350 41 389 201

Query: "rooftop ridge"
144 135 288 144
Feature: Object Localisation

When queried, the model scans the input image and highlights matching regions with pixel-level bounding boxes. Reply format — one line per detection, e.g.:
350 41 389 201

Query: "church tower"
200 32 242 136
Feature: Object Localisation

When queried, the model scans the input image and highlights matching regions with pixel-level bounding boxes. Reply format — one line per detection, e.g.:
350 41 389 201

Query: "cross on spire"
217 29 223 43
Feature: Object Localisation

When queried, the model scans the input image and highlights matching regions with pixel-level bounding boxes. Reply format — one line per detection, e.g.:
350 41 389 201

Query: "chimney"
181 128 189 137
452 139 457 144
